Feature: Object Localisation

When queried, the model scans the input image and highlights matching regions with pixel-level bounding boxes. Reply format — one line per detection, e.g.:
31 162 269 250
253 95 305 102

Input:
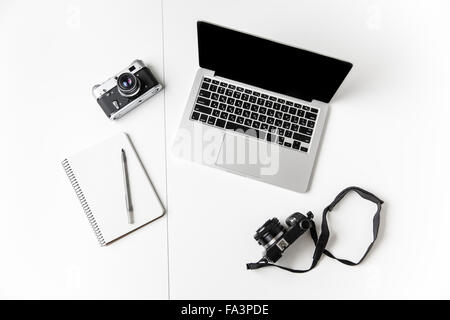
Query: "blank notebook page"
62 132 165 245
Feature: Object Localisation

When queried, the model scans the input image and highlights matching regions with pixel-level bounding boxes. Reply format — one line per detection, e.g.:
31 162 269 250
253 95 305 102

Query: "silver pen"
121 148 133 224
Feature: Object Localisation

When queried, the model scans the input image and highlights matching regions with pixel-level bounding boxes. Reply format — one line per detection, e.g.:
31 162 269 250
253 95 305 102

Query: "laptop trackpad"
215 133 274 178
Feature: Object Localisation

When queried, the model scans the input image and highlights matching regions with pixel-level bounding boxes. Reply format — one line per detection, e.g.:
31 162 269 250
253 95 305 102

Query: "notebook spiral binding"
62 159 106 246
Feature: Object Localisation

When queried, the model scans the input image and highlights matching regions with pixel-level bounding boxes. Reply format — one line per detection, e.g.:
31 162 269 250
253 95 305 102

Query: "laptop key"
228 114 236 122
219 103 226 110
259 114 267 122
211 93 219 100
283 114 291 121
301 147 308 152
293 133 311 143
293 141 301 150
275 119 283 127
284 142 292 148
225 89 233 96
237 116 244 124
218 87 225 94
220 112 228 119
251 104 259 112
285 130 293 138
226 105 234 113
211 101 219 108
302 105 310 111
291 124 299 131
283 121 291 129
219 95 227 103
233 91 241 99
241 94 249 101
273 103 281 110
220 82 227 87
209 85 218 92
251 112 258 120
235 100 243 107
267 117 275 124
245 119 252 126
249 96 257 103
243 102 251 109
299 126 313 136
199 114 208 122
257 98 265 105
191 111 200 120
307 120 315 128
199 90 211 98
297 109 305 117
310 108 319 114
194 104 212 114
204 78 211 83
207 116 216 125
196 97 211 106
234 108 243 115
213 109 220 117
216 119 226 128
289 107 297 115
201 82 209 90
281 105 289 112
299 118 307 126
212 80 220 85
305 112 317 121
260 123 269 131
252 121 260 129
227 97 235 105
226 122 259 137
243 110 251 118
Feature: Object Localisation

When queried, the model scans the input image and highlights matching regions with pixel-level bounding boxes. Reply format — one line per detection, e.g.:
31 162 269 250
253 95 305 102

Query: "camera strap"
246 186 384 273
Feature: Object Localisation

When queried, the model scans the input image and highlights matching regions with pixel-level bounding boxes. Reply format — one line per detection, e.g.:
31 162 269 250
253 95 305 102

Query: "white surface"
163 0 450 299
0 0 168 299
1 0 450 299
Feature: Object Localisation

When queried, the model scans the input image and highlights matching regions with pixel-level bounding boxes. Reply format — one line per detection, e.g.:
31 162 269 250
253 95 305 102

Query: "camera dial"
117 72 141 97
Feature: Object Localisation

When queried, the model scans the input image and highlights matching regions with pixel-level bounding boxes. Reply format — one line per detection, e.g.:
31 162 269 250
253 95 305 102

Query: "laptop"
174 21 353 193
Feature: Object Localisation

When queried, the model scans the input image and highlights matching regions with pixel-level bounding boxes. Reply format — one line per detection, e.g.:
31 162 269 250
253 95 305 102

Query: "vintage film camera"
92 60 162 120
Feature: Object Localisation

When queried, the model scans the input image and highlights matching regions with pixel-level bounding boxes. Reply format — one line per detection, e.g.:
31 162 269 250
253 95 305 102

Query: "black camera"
92 60 162 120
253 212 314 263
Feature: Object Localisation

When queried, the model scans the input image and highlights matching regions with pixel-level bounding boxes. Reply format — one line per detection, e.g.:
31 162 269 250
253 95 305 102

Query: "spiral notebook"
62 132 165 246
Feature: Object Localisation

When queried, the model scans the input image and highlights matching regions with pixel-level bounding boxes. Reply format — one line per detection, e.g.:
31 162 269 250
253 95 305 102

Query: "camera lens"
117 72 140 97
254 218 286 248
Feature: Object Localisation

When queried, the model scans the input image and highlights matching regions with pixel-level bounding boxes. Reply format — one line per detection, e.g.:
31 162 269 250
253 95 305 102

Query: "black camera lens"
254 218 286 248
117 72 140 97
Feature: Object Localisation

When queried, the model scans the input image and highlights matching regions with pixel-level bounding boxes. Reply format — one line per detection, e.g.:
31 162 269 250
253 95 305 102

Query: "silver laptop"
174 21 352 193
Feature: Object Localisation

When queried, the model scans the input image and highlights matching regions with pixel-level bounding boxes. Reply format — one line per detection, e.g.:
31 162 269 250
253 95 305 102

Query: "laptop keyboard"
189 77 319 153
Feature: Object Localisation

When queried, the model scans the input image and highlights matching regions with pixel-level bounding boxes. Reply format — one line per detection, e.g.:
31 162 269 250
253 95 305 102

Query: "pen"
121 148 133 224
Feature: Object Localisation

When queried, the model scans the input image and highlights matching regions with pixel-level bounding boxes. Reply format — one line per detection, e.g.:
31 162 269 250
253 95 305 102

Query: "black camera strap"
246 186 384 273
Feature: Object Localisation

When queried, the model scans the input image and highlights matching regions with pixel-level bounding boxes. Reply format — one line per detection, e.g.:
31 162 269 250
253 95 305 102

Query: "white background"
1 0 450 299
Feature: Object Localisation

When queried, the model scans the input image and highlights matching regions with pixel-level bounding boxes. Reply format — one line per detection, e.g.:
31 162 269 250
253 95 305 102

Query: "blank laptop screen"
197 21 353 103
